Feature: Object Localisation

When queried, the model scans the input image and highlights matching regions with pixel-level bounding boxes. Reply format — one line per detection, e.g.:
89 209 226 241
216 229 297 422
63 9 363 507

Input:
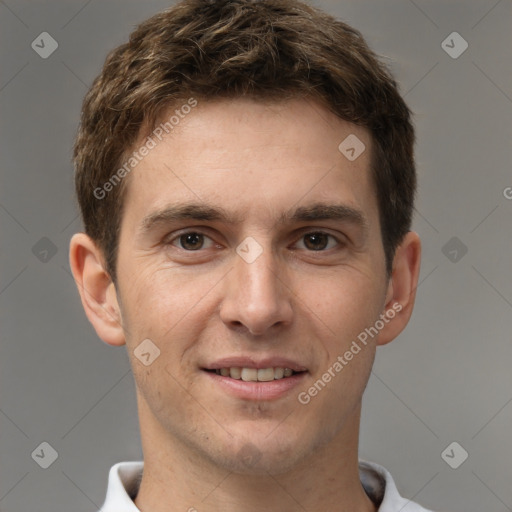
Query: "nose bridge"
238 245 279 298
220 236 293 334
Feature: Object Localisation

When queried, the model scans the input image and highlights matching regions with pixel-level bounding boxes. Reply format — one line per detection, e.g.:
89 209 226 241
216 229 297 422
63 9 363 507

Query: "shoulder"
359 460 437 512
99 461 144 512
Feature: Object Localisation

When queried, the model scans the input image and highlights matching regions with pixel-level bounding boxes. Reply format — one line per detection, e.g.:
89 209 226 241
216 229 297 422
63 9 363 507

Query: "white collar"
99 460 433 511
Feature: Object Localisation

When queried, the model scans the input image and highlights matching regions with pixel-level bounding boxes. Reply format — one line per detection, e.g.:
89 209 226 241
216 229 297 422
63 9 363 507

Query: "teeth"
241 368 258 382
230 367 241 380
257 368 275 382
214 367 299 381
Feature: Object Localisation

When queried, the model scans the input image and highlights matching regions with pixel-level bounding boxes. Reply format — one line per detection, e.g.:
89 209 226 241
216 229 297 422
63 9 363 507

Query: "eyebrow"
139 201 368 235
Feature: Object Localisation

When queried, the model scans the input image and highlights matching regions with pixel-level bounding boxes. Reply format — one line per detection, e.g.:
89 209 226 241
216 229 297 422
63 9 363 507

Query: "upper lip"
203 356 308 372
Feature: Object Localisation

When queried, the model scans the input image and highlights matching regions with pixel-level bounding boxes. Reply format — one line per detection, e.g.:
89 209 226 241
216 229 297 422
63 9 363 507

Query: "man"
69 0 429 510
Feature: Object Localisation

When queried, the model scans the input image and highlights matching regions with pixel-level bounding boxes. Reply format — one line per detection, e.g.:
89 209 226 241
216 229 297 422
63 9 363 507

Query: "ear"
69 233 126 346
377 231 421 346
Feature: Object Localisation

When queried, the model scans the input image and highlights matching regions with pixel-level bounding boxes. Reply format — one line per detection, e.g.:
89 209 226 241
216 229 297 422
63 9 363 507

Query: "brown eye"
303 232 330 251
178 232 205 250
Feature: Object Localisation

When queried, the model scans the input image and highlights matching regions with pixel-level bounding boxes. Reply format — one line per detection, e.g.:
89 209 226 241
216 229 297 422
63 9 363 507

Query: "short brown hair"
73 0 416 282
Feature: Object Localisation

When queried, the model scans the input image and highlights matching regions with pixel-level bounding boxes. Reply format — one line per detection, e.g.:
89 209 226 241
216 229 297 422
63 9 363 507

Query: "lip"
203 357 308 372
203 370 308 401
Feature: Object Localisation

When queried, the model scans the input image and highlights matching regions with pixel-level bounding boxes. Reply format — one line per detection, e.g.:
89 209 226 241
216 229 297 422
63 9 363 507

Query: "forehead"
120 97 377 231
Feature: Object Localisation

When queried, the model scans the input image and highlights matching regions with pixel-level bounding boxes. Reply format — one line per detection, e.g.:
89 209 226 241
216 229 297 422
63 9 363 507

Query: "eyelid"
163 227 346 250
165 229 216 249
292 230 345 250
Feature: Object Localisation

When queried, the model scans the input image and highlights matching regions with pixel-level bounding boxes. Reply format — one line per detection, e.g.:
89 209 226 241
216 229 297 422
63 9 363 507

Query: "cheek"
119 267 211 427
118 265 224 399
293 270 383 416
296 280 379 437
300 269 385 350
121 264 216 339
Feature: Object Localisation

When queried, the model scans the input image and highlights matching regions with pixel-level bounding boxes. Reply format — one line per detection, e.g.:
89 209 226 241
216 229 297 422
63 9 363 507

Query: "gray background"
1 0 511 511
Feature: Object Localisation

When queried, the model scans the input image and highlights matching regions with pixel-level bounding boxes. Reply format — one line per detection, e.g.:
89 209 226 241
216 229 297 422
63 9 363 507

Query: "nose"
219 243 294 336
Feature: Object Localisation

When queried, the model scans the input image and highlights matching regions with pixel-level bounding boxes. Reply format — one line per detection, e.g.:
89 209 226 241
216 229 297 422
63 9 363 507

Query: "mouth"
205 367 305 381
201 358 309 401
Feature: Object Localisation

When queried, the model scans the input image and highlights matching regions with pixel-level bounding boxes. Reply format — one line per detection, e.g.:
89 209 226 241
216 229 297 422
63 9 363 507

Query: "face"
111 98 394 474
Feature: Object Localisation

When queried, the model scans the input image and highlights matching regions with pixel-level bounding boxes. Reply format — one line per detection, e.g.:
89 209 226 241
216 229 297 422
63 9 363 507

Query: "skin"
70 98 421 512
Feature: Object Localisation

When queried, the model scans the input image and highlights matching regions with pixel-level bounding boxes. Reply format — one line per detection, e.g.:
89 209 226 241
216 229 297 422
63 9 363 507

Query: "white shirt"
99 460 434 511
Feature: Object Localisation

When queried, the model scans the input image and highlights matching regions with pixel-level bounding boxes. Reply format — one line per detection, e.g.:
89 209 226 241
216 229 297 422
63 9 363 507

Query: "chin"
206 427 317 476
216 448 306 476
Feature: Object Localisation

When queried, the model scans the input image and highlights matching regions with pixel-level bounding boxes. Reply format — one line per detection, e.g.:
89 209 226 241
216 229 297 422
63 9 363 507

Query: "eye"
295 232 339 251
169 232 215 251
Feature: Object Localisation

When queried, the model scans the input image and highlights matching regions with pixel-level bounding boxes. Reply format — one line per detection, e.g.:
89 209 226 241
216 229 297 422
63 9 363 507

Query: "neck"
134 397 376 512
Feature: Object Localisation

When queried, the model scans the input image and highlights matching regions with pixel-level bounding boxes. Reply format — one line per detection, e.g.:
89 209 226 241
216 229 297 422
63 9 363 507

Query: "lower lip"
203 370 307 401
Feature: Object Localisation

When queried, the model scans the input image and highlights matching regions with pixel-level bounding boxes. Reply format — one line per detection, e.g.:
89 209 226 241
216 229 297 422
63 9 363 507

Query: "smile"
212 367 301 381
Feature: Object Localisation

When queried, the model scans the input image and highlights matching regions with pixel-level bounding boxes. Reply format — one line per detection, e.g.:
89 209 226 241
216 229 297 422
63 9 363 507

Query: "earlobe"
377 231 421 346
69 233 126 347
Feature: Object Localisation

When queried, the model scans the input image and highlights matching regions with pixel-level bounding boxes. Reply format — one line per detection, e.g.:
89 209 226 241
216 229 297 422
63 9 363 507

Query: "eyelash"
166 230 343 252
